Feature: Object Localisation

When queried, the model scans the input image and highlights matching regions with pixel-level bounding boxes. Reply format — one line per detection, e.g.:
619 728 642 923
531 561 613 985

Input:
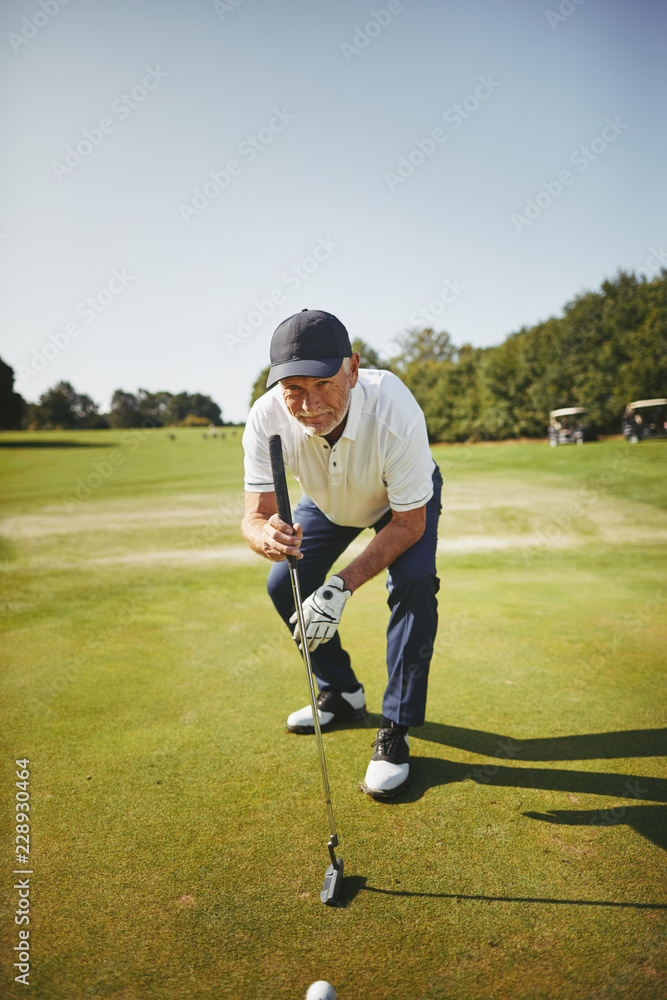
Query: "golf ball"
306 982 337 1000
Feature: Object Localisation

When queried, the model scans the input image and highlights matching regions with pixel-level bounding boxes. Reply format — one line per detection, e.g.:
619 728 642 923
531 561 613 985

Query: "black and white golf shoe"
286 685 366 733
361 725 410 799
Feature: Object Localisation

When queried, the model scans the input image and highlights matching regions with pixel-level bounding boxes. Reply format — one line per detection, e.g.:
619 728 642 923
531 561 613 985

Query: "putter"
269 433 344 907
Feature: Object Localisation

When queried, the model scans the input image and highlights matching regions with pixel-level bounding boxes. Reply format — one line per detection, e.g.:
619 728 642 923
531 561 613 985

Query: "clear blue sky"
1 0 665 422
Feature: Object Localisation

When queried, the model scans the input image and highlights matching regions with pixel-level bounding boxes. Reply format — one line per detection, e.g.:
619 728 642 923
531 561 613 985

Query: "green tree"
30 381 103 429
108 390 141 428
178 392 222 425
245 270 667 441
249 366 271 409
0 357 27 430
390 330 460 440
137 390 172 426
109 389 223 427
351 338 384 369
390 328 456 375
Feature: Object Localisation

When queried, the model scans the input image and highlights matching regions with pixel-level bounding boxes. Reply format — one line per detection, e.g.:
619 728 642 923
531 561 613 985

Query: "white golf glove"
290 575 352 651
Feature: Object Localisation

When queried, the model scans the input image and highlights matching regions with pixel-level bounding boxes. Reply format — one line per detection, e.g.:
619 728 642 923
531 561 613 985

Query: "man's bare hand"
261 514 303 561
242 491 303 562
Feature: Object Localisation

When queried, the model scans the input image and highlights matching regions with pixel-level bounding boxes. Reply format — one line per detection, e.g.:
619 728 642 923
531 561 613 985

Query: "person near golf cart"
622 399 667 443
241 309 442 799
548 407 591 446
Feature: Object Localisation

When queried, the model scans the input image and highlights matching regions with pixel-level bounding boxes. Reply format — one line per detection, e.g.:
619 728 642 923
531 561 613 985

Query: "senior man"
241 309 441 799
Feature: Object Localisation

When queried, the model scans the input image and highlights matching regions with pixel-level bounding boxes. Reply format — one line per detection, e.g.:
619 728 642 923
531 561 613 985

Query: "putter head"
321 859 344 906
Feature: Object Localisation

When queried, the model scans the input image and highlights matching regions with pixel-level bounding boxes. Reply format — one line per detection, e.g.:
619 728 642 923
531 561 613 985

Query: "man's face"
280 354 360 437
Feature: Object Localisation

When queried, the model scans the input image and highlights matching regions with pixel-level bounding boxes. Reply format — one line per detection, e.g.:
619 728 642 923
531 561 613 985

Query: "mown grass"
1 430 666 1000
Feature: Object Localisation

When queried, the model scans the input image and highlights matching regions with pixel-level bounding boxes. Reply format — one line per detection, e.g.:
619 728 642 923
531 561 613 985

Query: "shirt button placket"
330 444 342 485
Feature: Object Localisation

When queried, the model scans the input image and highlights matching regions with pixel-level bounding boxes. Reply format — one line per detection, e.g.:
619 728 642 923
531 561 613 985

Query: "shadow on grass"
356 881 667 910
385 757 667 849
412 723 667 761
525 805 667 850
292 711 383 735
0 440 116 448
404 757 667 803
334 728 667 912
336 875 666 910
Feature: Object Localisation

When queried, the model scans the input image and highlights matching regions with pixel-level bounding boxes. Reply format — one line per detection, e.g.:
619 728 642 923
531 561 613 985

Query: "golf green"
1 429 665 999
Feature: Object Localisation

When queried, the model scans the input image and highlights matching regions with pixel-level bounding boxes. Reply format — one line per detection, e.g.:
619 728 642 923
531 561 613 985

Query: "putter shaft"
267 432 342 902
288 563 338 846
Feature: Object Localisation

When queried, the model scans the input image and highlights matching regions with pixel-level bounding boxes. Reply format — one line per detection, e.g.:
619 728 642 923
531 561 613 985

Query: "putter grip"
268 434 297 567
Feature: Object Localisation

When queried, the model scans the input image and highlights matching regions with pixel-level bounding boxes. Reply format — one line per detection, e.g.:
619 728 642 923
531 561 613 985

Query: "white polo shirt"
243 369 435 528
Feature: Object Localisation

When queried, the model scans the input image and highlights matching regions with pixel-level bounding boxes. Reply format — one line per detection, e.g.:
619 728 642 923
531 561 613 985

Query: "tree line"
0 376 223 430
3 269 665 439
249 269 666 441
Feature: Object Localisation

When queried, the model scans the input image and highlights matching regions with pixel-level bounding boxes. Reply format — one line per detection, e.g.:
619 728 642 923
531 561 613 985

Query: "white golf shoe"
286 684 366 733
361 726 410 799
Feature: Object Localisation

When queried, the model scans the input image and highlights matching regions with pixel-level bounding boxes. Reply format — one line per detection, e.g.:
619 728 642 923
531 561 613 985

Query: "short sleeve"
384 409 434 511
242 399 276 493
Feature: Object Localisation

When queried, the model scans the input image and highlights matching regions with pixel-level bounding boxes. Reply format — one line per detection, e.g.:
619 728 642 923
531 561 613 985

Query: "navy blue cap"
266 309 352 389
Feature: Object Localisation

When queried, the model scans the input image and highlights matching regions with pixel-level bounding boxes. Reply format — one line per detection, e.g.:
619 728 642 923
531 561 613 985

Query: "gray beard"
300 385 351 437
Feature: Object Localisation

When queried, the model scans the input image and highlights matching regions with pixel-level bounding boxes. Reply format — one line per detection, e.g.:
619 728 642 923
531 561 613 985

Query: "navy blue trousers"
267 465 442 727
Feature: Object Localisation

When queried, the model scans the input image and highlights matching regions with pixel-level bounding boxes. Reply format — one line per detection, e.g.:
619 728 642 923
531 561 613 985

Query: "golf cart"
622 398 667 443
548 407 592 447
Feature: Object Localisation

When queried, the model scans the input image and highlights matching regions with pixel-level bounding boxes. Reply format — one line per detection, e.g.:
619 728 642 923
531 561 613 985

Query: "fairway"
1 429 666 1000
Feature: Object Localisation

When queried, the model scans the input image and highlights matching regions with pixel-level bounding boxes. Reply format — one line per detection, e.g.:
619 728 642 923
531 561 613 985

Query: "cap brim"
266 357 344 389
